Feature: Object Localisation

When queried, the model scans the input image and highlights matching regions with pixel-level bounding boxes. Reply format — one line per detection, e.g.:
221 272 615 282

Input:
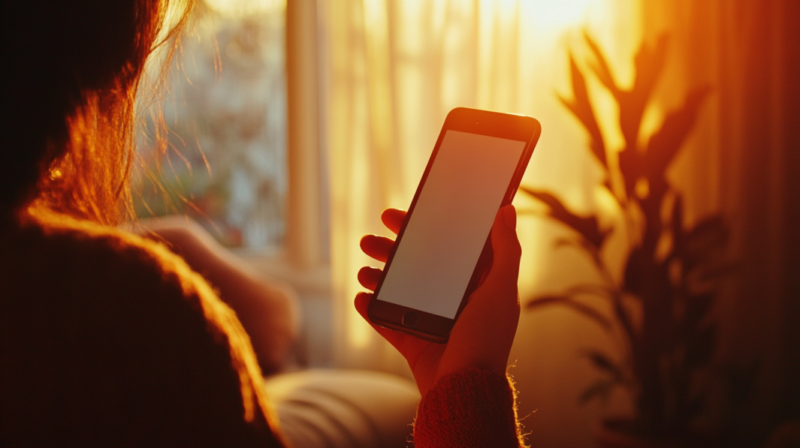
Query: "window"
135 0 287 250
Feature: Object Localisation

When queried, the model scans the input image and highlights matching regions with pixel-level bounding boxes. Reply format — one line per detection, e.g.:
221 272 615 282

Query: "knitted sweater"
414 368 527 447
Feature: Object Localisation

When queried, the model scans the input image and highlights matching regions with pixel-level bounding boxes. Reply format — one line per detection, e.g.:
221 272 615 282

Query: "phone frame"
367 107 541 343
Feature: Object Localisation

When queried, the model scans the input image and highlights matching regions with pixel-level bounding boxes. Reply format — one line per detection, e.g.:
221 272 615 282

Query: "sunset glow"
205 0 285 18
340 0 617 350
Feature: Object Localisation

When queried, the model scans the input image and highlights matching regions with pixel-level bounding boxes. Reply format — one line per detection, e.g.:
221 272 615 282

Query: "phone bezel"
367 107 541 343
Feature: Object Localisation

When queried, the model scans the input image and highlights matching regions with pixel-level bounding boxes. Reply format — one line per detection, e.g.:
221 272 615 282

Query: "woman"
0 0 526 446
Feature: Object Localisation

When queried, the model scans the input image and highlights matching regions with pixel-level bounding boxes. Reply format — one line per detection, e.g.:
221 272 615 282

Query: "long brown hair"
1 0 194 227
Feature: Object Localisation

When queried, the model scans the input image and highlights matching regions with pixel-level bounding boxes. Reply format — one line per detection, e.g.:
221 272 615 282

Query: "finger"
360 234 395 262
357 266 382 291
481 205 522 294
354 292 406 351
381 209 407 235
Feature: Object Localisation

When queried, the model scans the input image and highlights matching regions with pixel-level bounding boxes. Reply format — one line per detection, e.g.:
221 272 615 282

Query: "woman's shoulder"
2 210 224 320
3 211 205 293
0 211 280 446
0 209 251 380
0 209 239 378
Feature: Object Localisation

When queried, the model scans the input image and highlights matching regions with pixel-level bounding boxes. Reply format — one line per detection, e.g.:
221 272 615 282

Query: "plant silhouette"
521 32 730 438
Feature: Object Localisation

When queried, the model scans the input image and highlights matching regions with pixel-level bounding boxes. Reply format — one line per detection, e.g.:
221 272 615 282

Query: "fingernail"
503 205 516 230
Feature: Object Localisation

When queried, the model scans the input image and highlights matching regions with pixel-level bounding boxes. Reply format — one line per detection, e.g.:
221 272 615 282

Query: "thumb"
483 204 522 292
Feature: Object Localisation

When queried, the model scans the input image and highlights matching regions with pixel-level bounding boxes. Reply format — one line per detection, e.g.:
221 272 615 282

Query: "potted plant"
522 32 730 447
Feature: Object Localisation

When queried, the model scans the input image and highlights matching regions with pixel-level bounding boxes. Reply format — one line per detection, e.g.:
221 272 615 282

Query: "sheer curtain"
317 0 799 445
321 0 642 445
641 1 800 443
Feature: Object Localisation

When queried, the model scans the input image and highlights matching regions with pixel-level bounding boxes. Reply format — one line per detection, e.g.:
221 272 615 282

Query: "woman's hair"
1 0 193 226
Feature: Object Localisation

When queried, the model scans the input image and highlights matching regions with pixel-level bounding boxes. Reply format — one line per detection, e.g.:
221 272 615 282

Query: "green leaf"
518 187 609 249
526 295 613 332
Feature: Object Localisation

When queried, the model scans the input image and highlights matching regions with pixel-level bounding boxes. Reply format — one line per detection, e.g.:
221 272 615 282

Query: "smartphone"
367 107 541 343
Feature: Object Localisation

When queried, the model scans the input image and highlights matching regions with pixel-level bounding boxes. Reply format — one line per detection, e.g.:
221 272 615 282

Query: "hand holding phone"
355 204 522 397
355 108 540 395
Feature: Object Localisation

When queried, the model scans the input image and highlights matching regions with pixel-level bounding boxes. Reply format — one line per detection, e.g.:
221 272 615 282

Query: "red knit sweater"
414 368 527 447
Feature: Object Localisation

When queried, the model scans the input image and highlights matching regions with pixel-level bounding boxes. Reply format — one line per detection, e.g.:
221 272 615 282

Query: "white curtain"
321 0 644 445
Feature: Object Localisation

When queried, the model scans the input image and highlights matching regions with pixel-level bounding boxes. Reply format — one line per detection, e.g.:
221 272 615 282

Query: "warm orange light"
526 0 595 30
205 0 285 18
332 0 641 362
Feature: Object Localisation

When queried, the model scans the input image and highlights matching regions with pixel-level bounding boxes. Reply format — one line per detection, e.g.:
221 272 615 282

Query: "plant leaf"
581 349 624 379
684 293 713 329
583 30 620 97
553 237 579 249
578 378 617 405
526 295 613 332
553 237 610 276
617 148 643 198
679 215 729 270
565 283 615 300
518 187 609 249
608 34 671 198
623 246 648 297
558 53 607 168
618 34 669 150
685 324 716 369
612 299 638 355
645 85 712 181
633 34 669 97
690 260 738 285
669 194 685 261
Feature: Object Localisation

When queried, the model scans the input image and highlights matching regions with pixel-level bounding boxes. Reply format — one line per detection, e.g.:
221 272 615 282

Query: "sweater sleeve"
412 368 527 448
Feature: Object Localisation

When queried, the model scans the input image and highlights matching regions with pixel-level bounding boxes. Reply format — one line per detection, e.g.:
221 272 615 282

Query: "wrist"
415 367 523 447
437 362 506 387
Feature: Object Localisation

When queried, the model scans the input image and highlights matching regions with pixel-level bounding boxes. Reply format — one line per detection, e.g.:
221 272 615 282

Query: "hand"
355 205 522 397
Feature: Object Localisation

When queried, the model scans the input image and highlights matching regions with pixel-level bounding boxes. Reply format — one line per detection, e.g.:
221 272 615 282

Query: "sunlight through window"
136 0 287 249
330 0 638 350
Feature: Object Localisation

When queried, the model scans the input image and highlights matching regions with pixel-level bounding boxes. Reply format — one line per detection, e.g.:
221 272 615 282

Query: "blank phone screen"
377 130 526 318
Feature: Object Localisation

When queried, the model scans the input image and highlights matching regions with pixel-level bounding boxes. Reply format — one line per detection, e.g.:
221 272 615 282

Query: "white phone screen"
378 130 526 318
